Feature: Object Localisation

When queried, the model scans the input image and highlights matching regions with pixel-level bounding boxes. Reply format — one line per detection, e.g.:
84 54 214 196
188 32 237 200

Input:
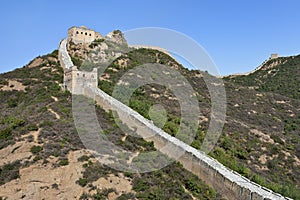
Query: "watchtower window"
89 33 91 36
81 32 83 34
85 32 87 35
76 31 79 34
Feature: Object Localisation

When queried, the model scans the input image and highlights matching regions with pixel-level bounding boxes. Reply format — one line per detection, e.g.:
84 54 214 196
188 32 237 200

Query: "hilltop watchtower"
68 26 102 44
270 53 279 59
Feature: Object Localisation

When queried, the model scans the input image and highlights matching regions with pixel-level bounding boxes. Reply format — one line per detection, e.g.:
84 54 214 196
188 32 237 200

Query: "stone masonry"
58 38 98 94
58 27 291 200
68 26 103 44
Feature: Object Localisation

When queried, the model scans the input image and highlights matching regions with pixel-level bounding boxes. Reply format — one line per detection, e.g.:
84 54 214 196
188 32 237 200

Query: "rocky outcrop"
106 30 127 45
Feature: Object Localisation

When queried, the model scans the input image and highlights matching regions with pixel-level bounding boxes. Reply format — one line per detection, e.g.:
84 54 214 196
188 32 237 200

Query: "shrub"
234 148 249 160
221 136 232 151
184 178 202 195
113 30 122 34
133 179 150 192
251 173 266 185
89 39 105 48
30 145 43 154
58 159 69 166
0 128 12 140
48 50 58 58
77 178 88 187
40 120 54 127
270 134 284 145
0 116 26 129
78 155 89 162
0 160 21 185
116 193 135 200
51 183 59 190
27 124 39 131
71 56 82 67
7 98 18 108
0 79 8 85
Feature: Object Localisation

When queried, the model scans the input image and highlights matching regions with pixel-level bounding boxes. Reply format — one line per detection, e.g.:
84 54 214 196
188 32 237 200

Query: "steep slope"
0 51 220 199
67 39 300 199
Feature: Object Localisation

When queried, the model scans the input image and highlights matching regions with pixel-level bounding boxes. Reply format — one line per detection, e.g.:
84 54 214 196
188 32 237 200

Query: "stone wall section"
58 39 73 70
59 38 98 94
82 86 289 200
58 36 291 200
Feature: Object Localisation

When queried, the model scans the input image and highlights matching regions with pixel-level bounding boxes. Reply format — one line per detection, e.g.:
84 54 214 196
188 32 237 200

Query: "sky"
1 0 300 75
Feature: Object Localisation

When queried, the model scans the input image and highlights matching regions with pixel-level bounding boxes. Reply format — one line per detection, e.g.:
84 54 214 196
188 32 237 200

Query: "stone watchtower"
270 53 279 59
60 26 128 95
64 66 98 95
59 26 100 94
68 26 102 44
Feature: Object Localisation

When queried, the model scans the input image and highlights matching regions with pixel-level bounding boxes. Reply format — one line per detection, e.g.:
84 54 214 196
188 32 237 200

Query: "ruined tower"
68 26 102 44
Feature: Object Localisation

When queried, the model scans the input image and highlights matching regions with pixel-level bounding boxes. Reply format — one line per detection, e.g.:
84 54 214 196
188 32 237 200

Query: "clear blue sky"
1 0 300 75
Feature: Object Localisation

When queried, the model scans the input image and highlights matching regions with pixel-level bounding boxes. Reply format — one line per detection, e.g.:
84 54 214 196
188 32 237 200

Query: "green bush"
48 50 58 58
251 173 266 185
77 178 88 187
40 120 54 127
133 179 150 192
27 124 39 131
58 159 69 166
113 30 122 34
116 193 135 200
30 145 43 154
78 155 89 162
89 39 105 48
184 178 202 195
0 116 25 128
234 148 249 160
221 136 232 150
0 160 21 185
270 134 284 145
71 56 82 67
0 79 8 86
0 128 12 139
7 98 18 108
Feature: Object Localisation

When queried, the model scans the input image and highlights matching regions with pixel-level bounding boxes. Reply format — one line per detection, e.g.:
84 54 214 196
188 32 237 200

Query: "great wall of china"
58 26 291 200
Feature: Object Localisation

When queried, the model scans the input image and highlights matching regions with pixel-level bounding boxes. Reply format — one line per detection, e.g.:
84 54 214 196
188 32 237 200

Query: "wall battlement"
68 26 127 45
58 29 290 200
59 38 98 94
64 66 98 95
68 26 102 44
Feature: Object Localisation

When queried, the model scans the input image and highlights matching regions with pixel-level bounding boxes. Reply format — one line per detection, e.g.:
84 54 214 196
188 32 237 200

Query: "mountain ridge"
0 27 299 199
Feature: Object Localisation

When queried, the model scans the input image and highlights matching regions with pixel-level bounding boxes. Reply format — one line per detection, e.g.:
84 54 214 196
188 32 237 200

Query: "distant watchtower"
270 53 279 59
68 26 102 44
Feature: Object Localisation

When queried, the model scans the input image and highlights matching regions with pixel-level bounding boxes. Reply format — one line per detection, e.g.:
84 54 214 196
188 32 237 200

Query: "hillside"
0 29 300 199
0 52 221 199
225 55 300 100
65 39 300 199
